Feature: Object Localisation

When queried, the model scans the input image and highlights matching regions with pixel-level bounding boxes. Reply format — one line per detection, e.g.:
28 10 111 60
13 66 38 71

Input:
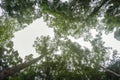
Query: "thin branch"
100 65 120 77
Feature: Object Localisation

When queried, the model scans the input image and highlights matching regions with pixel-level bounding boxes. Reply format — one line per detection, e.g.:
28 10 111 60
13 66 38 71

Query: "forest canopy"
0 0 120 80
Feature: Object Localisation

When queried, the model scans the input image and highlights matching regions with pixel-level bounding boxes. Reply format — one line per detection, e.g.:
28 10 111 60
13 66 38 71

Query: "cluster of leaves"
104 0 120 31
0 0 42 24
40 0 120 38
0 41 22 70
40 0 97 38
0 15 22 46
32 36 109 79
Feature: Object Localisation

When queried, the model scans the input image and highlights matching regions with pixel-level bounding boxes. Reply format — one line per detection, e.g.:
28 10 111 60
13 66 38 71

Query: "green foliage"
0 0 120 37
33 36 58 55
4 36 109 80
32 36 108 80
0 16 17 46
0 14 27 46
104 0 120 30
8 64 37 80
0 41 23 69
0 0 120 80
41 0 98 38
0 0 42 24
40 0 120 38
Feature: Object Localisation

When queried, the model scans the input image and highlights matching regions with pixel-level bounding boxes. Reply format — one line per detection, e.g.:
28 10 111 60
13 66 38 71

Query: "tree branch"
100 65 120 77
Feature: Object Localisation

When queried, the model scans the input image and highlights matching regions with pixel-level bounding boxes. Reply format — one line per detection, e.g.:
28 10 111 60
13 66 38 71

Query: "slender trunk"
100 65 120 77
0 54 45 80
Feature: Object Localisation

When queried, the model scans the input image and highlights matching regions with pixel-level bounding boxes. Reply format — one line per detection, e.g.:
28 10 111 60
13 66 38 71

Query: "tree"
0 54 46 80
0 41 23 80
0 36 120 80
0 0 42 24
0 0 120 80
26 36 118 79
0 36 57 80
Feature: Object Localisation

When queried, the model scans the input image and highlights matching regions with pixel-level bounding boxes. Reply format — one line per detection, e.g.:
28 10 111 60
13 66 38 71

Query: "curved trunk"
0 55 45 80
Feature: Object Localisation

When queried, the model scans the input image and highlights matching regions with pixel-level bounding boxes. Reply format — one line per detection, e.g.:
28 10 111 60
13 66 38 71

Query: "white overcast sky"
12 17 120 59
12 18 54 58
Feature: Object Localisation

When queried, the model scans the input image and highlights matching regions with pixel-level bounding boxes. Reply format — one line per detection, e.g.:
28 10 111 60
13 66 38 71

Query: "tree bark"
0 54 45 80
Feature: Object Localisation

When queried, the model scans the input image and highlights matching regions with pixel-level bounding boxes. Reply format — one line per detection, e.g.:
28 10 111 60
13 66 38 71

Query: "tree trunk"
0 54 45 80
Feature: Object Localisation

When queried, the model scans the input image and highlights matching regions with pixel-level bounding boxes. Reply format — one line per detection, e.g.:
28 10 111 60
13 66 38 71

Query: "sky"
12 17 120 59
12 18 54 58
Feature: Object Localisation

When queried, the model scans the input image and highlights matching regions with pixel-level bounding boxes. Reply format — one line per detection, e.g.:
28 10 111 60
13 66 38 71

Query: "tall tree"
0 0 120 80
0 36 120 80
0 36 57 80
